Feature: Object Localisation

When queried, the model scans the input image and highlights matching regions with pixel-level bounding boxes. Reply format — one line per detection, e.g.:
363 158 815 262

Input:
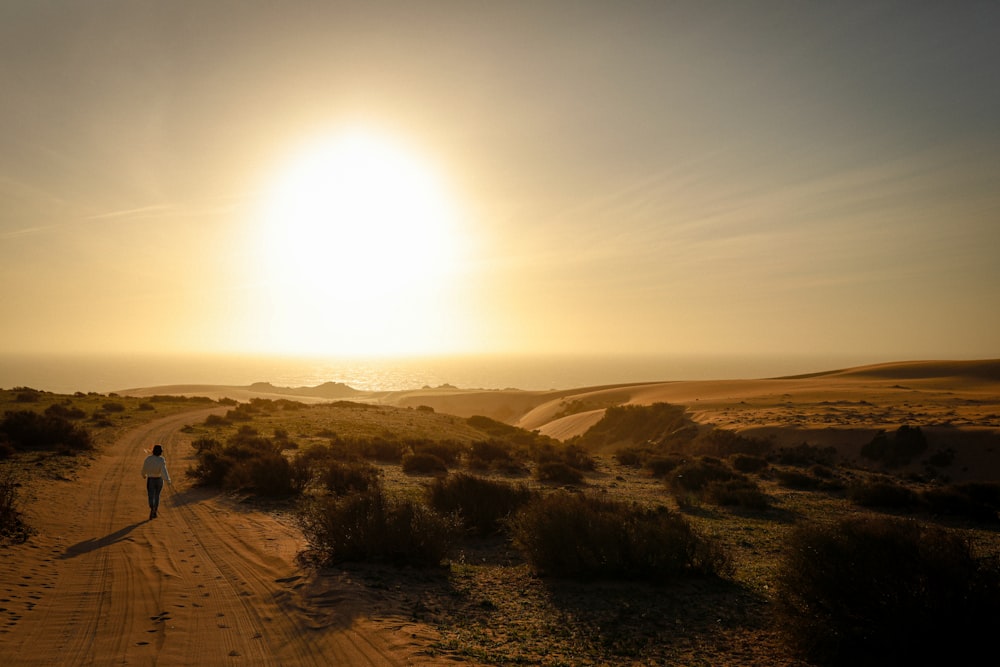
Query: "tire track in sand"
0 409 403 666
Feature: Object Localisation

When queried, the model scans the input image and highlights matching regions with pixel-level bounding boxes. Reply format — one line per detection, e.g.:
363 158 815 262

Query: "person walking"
141 444 172 519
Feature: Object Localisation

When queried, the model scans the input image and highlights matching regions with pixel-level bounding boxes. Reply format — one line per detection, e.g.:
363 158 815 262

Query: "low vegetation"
511 492 729 581
7 387 1000 665
774 516 1000 666
427 473 533 535
0 468 31 544
297 483 459 566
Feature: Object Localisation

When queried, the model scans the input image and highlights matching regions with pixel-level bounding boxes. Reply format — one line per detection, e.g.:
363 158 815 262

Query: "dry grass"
6 389 1000 666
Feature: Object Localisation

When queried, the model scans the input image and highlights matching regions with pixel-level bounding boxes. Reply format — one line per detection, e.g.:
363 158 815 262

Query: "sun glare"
252 128 467 356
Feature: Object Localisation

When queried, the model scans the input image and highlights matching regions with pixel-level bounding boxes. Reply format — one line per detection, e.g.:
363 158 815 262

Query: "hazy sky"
2 1 998 361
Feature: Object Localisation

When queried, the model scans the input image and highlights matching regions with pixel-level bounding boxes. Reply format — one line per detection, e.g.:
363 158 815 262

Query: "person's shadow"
60 522 144 559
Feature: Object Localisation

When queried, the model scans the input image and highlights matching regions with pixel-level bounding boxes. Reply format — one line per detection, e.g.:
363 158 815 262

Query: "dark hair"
152 445 163 456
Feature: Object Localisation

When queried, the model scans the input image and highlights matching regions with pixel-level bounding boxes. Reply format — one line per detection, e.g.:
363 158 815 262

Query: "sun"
251 127 468 356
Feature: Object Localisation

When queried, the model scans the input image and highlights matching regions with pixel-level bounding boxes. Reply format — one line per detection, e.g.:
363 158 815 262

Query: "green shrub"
296 484 458 566
774 516 1000 666
511 492 729 581
102 402 126 413
427 473 533 535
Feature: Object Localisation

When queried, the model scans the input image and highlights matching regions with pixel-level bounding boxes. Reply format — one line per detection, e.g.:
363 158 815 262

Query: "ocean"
0 352 885 395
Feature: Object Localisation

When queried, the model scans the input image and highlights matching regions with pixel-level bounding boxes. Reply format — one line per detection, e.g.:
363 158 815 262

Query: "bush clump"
297 484 458 567
570 402 693 450
0 469 32 544
774 516 1000 666
467 439 526 474
860 425 927 468
536 461 585 485
401 452 448 475
427 473 534 535
511 492 729 581
320 459 380 496
848 479 921 511
702 478 770 509
0 410 93 453
189 429 301 497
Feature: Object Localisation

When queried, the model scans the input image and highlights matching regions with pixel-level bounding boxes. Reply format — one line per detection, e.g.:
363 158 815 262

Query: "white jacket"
141 454 172 484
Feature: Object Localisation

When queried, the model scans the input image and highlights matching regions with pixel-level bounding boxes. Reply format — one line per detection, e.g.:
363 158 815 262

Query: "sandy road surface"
0 410 404 666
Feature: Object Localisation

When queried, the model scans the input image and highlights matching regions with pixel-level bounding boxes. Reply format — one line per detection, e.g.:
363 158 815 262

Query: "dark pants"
147 477 164 509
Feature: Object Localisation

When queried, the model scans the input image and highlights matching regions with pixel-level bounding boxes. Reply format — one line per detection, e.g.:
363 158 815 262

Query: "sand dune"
118 359 1000 481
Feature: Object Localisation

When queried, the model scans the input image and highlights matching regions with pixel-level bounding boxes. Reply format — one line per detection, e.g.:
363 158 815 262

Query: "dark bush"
774 516 1000 666
0 469 32 544
362 437 406 463
614 446 648 467
189 431 300 496
571 402 693 450
511 492 729 581
703 478 770 509
102 402 126 413
773 443 837 467
319 459 380 496
0 410 93 453
204 414 230 427
860 425 927 467
954 482 1000 509
695 429 771 457
775 469 823 490
401 452 448 475
44 403 87 420
535 443 596 471
667 457 735 500
730 454 768 473
646 454 685 477
427 473 533 535
536 461 585 485
848 479 921 511
411 439 466 466
297 484 458 566
467 439 525 473
921 487 998 523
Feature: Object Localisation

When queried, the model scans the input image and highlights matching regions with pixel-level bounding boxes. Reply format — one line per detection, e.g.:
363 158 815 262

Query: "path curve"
0 409 404 666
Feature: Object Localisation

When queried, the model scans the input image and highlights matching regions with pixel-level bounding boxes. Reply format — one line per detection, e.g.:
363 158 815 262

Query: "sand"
7 359 997 664
0 408 442 666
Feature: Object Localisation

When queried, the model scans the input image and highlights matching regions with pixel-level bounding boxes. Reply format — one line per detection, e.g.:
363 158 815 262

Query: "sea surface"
0 352 888 395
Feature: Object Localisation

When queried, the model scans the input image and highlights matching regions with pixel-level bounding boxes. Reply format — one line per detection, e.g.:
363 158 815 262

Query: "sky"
2 1 999 363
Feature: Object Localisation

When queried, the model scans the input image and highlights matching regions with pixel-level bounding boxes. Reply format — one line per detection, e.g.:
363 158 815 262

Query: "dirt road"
0 410 406 665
